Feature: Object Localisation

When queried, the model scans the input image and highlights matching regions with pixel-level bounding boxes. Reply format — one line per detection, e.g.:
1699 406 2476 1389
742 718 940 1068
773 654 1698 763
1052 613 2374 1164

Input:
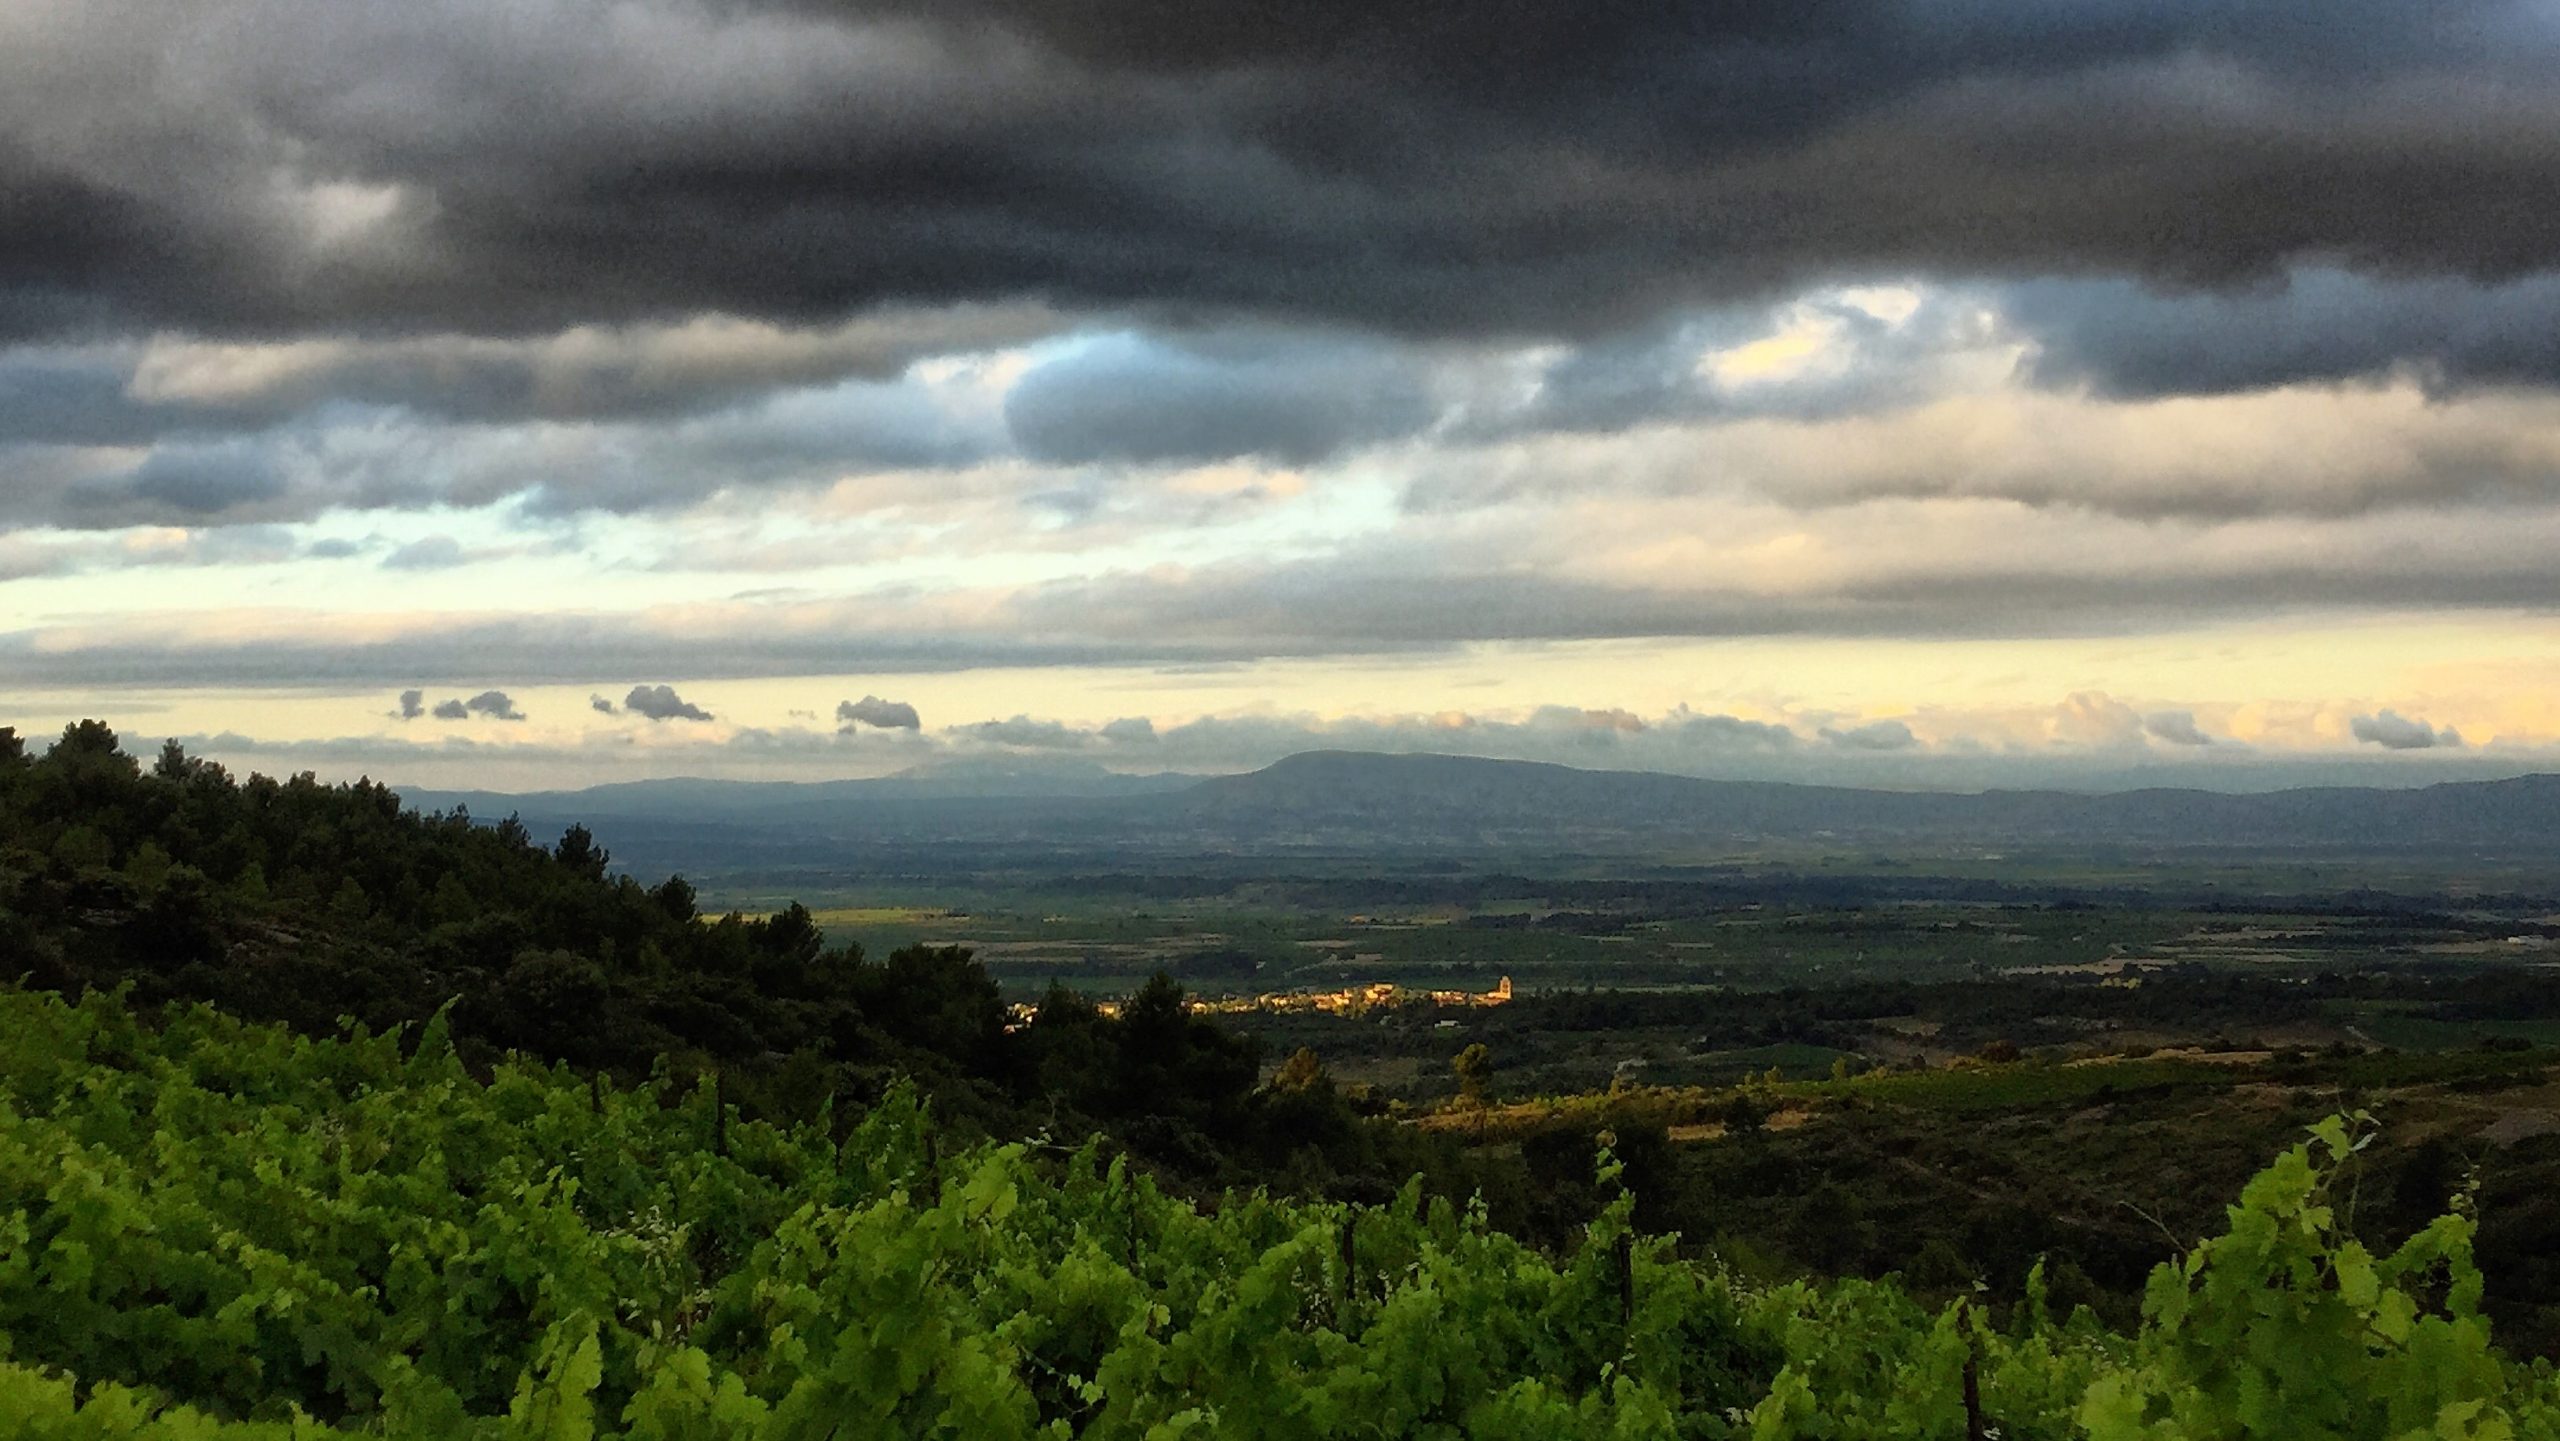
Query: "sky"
7 0 2560 792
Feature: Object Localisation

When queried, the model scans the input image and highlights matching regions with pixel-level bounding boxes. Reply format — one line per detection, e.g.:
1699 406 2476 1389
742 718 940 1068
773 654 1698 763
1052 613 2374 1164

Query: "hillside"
0 722 1394 1193
17 719 2560 1432
1179 752 2560 849
400 750 2560 871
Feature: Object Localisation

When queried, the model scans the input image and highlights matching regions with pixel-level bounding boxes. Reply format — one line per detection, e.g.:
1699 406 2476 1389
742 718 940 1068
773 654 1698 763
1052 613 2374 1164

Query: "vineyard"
0 987 2551 1439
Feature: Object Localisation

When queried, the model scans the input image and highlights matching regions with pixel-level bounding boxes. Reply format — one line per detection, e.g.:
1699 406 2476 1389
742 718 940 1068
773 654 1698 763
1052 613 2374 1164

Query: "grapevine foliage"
2 989 2555 1439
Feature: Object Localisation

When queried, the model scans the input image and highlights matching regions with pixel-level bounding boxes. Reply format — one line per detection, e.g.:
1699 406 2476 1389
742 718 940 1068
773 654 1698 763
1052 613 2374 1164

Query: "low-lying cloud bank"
17 288 2560 537
2352 710 2464 751
103 689 2558 796
32 499 2560 691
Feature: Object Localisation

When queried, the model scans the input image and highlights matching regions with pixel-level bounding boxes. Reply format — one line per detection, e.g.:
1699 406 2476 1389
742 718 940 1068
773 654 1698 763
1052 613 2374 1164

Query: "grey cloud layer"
18 269 2560 533
0 310 1061 446
12 265 2560 538
0 524 306 580
2013 271 2560 397
932 706 1812 774
29 508 2560 688
172 715 2549 796
2 370 1017 530
11 0 2560 680
7 0 2557 343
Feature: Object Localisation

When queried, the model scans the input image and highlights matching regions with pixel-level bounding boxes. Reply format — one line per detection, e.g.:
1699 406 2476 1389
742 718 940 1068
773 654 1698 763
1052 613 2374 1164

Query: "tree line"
0 722 1440 1195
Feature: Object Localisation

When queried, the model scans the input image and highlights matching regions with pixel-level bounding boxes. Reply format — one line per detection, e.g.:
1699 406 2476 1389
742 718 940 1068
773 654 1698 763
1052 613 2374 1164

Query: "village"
1011 975 1513 1026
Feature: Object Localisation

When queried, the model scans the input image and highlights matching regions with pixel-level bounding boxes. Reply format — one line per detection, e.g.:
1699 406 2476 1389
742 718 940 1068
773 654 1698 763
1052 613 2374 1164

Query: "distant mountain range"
395 749 2560 873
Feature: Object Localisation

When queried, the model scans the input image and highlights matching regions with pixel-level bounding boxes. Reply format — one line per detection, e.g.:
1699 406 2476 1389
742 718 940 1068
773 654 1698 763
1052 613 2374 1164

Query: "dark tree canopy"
0 721 1447 1197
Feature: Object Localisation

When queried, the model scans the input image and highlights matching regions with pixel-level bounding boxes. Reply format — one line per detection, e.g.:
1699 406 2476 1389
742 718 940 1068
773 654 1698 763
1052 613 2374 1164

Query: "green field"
766 871 2554 1001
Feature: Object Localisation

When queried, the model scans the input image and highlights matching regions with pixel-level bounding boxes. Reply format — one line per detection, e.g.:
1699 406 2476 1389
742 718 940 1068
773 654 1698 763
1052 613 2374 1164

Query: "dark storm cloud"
4 0 2557 345
9 0 2560 545
430 698 470 720
624 683 714 722
2012 271 2560 397
837 695 921 730
395 688 426 720
590 693 618 714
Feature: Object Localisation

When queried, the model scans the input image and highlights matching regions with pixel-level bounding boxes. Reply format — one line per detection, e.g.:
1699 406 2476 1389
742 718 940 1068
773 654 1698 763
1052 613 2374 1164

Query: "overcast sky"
8 0 2560 791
